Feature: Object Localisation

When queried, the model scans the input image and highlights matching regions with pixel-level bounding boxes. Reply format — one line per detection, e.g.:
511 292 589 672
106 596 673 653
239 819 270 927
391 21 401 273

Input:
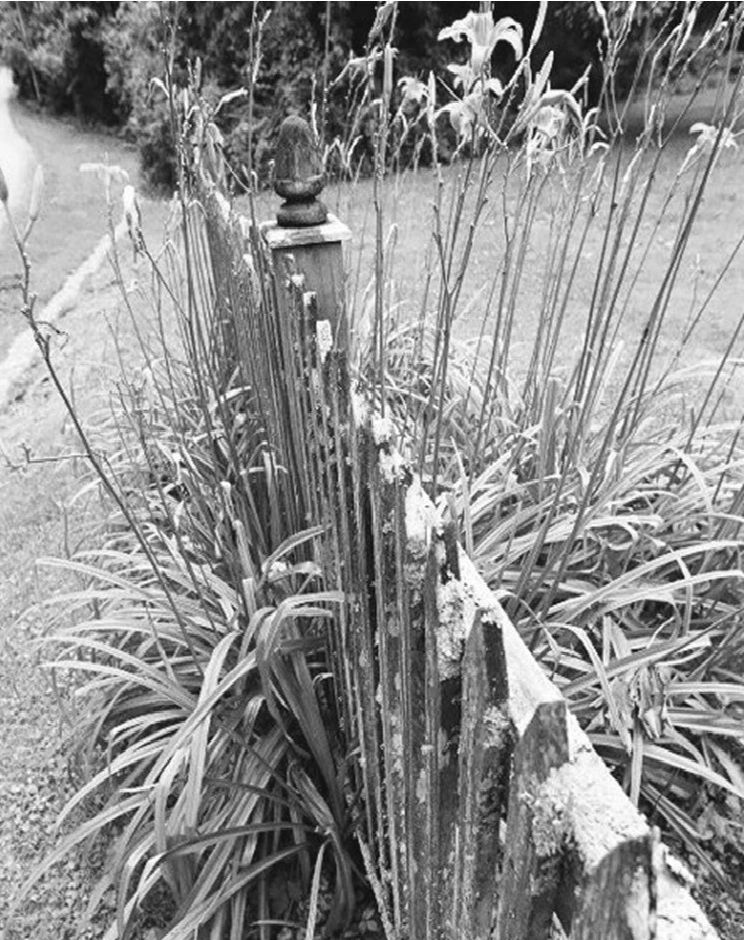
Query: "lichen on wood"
523 770 572 859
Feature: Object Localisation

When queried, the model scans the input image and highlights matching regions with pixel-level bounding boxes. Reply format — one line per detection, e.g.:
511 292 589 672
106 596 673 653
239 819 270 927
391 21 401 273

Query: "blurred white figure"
0 66 35 242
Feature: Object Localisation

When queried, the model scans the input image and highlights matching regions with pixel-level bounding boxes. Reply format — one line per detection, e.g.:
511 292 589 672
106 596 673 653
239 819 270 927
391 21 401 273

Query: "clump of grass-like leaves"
353 0 744 872
8 1 744 934
33 394 353 938
9 105 357 940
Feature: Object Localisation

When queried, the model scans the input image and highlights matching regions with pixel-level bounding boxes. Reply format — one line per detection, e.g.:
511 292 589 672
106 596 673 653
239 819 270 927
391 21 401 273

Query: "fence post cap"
260 213 351 249
273 114 328 227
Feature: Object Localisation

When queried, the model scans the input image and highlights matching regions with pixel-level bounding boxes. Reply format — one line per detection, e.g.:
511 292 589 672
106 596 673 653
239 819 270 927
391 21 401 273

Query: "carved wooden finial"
273 115 328 227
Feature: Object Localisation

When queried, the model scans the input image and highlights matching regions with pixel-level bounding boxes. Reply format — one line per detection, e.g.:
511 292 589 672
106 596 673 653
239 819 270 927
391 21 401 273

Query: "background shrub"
0 1 608 188
0 1 734 186
0 1 119 121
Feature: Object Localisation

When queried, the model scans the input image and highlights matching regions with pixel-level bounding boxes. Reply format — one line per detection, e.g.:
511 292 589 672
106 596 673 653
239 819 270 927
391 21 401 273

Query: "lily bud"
0 164 8 204
28 165 44 222
427 70 436 129
383 44 394 108
123 184 141 230
123 183 144 257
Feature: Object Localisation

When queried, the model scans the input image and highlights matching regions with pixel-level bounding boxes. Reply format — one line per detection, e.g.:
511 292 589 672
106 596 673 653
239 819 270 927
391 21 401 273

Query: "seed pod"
28 165 44 222
0 164 8 204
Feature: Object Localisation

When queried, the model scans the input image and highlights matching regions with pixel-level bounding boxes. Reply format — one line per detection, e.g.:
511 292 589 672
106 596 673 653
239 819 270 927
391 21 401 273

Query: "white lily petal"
689 121 714 137
490 17 524 61
438 10 481 44
398 76 428 108
533 105 565 139
447 63 476 93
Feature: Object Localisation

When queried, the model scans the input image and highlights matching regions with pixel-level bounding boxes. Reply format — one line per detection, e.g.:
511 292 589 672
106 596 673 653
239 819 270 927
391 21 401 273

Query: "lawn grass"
246 78 744 419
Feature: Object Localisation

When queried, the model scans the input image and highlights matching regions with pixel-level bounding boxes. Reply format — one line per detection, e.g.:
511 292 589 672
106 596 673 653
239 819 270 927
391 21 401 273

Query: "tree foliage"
0 2 728 189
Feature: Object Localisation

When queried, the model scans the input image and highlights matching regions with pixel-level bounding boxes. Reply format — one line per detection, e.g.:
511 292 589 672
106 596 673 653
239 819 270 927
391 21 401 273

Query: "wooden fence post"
261 115 351 352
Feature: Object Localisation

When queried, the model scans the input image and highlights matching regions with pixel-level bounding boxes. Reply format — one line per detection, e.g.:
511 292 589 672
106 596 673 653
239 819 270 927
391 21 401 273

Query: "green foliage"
8 168 358 935
0 2 628 189
6 1 744 934
0 2 118 121
355 0 744 871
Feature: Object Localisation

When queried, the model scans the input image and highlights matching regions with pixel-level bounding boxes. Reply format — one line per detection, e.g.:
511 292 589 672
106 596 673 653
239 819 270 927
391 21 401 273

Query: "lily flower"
524 98 577 175
438 76 506 146
398 76 428 110
438 86 486 145
532 104 566 140
680 121 739 174
331 49 383 88
446 63 476 93
689 121 738 152
438 11 523 75
447 63 505 99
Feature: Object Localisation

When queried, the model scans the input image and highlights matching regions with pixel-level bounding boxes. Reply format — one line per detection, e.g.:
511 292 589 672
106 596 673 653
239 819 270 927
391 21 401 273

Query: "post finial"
273 115 328 227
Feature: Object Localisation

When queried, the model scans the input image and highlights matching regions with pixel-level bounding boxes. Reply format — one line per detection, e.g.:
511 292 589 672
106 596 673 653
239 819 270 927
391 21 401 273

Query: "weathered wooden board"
455 610 511 940
368 445 409 933
496 696 569 940
555 717 653 939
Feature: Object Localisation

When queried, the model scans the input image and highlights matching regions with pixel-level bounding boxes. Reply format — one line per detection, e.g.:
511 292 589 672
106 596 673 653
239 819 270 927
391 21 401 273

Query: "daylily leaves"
214 87 248 115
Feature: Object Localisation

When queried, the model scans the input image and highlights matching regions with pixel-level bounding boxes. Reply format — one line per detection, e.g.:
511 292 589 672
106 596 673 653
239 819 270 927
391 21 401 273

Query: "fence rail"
200 177 719 940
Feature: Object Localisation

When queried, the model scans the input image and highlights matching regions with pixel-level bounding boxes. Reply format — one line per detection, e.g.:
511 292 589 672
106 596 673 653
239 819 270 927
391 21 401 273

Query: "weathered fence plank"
554 722 653 939
655 856 719 940
367 446 409 933
424 526 466 938
455 610 511 940
496 697 569 940
402 489 439 940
